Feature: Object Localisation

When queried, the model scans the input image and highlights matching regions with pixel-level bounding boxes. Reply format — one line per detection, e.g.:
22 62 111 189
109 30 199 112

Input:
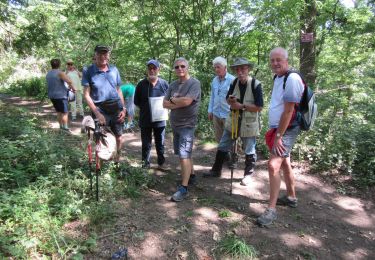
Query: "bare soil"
2 95 374 260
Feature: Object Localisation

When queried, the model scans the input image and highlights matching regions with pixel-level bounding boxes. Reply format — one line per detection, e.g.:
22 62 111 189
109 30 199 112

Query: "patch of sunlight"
50 122 60 129
195 207 218 222
280 233 322 248
128 139 142 147
334 197 374 228
139 233 165 258
201 142 218 151
342 248 371 259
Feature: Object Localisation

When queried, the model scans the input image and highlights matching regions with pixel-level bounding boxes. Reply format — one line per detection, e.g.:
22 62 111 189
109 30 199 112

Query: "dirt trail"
1 95 374 260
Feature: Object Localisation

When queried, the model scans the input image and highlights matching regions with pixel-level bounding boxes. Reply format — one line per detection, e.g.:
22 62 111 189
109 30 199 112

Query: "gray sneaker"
277 195 298 208
171 186 188 202
257 208 277 226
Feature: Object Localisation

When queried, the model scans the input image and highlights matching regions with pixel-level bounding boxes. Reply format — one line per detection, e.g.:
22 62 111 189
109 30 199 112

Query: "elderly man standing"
163 57 201 202
66 59 84 120
82 45 126 160
204 58 263 186
208 56 235 143
256 47 304 227
134 59 169 169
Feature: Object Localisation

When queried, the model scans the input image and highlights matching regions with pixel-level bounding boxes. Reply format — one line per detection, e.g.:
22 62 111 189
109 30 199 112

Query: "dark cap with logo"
146 59 160 68
94 45 110 53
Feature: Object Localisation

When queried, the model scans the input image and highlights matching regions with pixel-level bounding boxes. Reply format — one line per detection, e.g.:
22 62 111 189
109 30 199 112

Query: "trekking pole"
230 109 239 195
94 119 101 201
87 130 93 194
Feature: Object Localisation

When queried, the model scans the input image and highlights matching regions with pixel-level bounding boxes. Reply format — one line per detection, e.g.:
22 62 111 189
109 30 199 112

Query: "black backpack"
273 70 317 131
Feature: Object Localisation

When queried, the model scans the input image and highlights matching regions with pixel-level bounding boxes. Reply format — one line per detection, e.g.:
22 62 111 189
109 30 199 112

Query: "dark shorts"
173 127 195 159
93 110 123 137
51 99 69 113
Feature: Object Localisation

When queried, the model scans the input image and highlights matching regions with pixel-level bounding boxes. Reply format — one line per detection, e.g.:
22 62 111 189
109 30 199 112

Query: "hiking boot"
141 162 150 169
244 154 255 175
157 156 165 167
171 186 188 202
203 150 226 178
203 170 221 178
277 195 298 208
60 127 72 133
188 174 197 185
257 208 277 227
240 174 252 186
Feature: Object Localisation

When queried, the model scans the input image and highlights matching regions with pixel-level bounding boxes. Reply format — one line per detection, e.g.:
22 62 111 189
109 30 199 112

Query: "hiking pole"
94 119 101 201
230 109 240 196
87 130 93 194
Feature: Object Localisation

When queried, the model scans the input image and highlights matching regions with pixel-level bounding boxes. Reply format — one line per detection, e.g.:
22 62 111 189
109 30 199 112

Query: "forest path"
1 94 374 260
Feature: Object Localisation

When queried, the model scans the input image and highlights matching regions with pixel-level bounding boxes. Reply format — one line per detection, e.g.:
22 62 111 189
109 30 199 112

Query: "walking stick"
87 130 93 194
230 109 240 195
94 119 101 201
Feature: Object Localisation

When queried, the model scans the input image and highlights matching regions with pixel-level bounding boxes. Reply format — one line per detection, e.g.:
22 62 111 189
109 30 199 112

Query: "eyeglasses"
174 65 186 69
67 63 73 66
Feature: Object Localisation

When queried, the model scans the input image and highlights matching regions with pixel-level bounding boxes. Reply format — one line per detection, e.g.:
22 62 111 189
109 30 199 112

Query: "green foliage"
5 77 46 99
0 103 152 258
217 234 258 259
218 209 232 218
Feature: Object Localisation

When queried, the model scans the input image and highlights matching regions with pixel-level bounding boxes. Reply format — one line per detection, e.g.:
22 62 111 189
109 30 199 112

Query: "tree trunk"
300 0 317 86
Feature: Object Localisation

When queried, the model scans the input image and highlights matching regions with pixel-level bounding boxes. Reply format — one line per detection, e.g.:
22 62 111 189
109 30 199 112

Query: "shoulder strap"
251 77 256 97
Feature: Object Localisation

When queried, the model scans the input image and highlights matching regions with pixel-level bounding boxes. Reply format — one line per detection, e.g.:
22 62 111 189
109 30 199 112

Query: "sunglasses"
174 65 186 69
67 63 73 66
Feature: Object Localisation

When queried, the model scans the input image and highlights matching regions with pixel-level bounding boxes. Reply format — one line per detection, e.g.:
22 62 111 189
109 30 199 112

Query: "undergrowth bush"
0 102 152 258
5 77 46 99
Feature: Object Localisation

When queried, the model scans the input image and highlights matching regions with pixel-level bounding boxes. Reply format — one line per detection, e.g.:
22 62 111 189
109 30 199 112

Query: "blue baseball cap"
146 59 160 68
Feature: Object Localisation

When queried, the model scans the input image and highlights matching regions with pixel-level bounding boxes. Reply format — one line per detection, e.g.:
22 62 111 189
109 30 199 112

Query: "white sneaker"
240 175 252 186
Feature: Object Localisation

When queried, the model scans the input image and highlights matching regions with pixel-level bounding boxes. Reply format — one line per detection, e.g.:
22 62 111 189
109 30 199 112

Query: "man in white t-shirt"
257 47 304 227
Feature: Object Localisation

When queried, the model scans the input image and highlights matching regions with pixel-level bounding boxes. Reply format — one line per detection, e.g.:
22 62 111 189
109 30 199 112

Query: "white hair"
270 47 288 59
212 56 227 67
174 57 189 67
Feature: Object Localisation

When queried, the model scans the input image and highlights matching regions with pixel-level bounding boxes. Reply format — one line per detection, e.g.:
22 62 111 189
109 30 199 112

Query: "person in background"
82 45 126 161
257 47 304 227
134 59 169 169
46 58 76 131
163 57 201 202
208 56 235 143
120 82 136 129
66 59 84 120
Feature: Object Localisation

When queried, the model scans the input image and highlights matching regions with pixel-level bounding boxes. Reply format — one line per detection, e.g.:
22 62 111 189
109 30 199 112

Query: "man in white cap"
204 57 263 187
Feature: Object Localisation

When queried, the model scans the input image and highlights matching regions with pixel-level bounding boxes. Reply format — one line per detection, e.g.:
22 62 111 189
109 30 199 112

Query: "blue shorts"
173 127 195 159
274 126 300 158
93 110 123 137
51 99 69 113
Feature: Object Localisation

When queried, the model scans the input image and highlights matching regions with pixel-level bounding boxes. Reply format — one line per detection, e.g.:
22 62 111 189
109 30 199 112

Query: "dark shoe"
244 154 256 176
157 156 165 167
188 174 197 185
203 170 221 178
141 162 150 169
277 195 298 208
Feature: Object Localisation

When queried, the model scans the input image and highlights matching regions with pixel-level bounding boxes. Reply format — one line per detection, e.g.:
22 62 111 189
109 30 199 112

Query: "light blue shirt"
208 72 235 119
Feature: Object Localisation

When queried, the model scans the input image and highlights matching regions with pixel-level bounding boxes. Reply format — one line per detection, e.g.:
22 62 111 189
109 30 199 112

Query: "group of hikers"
46 45 305 227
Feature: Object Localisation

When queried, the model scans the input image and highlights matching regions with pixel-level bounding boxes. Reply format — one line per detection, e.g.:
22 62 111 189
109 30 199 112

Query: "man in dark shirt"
134 59 169 168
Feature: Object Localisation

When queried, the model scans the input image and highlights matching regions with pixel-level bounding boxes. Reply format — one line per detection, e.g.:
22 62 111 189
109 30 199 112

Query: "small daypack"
274 70 318 131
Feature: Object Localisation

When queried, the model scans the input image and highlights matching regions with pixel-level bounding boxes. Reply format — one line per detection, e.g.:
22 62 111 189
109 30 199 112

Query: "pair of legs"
268 155 296 208
140 126 165 166
212 115 226 143
70 90 84 119
173 127 195 186
51 98 69 129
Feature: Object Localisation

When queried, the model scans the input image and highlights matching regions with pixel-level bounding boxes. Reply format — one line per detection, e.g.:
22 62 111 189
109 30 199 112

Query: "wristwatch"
242 105 246 111
276 132 282 138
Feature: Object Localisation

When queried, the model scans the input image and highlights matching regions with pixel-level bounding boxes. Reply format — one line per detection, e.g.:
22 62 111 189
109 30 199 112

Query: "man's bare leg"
268 155 283 208
180 158 192 186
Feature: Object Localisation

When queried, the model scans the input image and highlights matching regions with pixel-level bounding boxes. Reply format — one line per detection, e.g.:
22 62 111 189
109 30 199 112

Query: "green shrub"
217 234 258 259
6 77 46 99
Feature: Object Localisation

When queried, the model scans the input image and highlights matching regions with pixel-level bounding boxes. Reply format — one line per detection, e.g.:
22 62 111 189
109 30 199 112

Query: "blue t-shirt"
82 64 122 107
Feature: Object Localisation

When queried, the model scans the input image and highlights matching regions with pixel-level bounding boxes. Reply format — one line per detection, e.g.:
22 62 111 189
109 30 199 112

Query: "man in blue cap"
134 59 169 168
82 45 126 161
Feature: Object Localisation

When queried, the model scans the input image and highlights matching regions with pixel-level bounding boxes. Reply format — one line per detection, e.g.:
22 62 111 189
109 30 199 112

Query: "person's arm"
84 86 106 125
59 71 76 92
208 80 215 120
272 102 296 156
117 86 126 123
134 82 142 107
